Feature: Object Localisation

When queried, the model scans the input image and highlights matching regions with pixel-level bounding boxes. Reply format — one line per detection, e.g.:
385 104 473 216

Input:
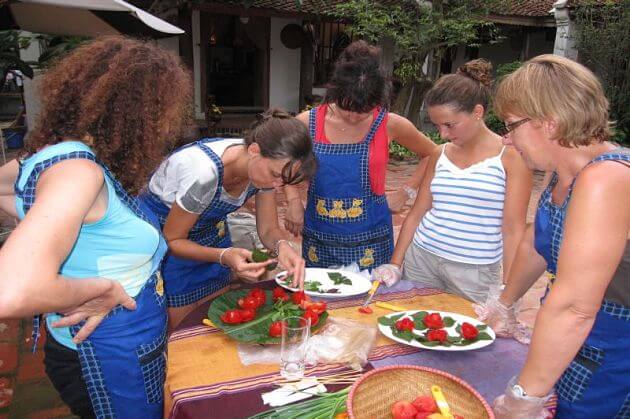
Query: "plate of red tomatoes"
377 310 495 351
207 287 329 344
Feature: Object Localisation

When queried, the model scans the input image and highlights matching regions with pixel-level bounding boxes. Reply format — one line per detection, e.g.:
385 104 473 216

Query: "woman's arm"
499 224 548 306
0 160 19 196
0 160 126 318
390 146 441 266
163 202 273 282
386 114 437 211
256 191 305 287
282 111 312 235
516 162 630 397
501 147 533 282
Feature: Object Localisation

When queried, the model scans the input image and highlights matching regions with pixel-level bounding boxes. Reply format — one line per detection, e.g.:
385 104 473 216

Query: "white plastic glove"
372 264 402 287
473 286 532 344
493 376 553 419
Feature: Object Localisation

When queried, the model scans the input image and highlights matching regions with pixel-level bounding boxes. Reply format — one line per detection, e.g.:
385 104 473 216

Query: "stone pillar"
552 0 579 60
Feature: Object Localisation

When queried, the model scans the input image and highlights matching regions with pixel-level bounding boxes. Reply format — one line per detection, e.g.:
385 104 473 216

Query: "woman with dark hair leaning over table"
285 40 437 272
0 36 192 418
474 55 630 418
138 109 317 329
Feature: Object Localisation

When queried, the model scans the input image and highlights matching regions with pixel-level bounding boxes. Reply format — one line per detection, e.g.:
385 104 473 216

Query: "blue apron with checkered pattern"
14 145 168 418
138 138 258 307
302 107 393 270
534 148 630 418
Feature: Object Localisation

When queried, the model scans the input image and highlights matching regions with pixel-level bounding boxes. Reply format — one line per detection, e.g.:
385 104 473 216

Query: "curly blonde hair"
494 54 611 147
26 36 193 194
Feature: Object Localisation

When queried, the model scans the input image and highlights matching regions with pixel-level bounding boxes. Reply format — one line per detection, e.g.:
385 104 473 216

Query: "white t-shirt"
149 138 253 214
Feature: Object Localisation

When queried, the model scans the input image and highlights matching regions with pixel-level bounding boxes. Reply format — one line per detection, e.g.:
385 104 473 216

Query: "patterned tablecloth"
164 280 553 418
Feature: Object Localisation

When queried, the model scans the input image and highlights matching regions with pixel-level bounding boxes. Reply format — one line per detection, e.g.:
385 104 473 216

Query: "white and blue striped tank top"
413 145 507 265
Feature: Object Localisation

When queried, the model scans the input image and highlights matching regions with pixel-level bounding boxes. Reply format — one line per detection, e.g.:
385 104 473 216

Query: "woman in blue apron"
473 55 630 418
0 37 192 418
286 40 436 270
138 109 317 329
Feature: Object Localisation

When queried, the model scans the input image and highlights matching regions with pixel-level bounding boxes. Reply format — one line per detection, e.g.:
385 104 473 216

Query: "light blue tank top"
15 141 166 349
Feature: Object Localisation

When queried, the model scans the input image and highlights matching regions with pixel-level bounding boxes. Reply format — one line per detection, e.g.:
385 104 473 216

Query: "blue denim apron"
534 150 630 418
138 138 258 307
15 149 168 418
302 107 393 270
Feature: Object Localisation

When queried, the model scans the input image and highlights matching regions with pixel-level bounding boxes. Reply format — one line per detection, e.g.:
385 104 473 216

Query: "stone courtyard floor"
0 155 548 418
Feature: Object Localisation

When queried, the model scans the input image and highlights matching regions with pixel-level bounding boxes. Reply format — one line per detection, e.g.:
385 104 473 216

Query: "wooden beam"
487 14 556 28
189 2 325 20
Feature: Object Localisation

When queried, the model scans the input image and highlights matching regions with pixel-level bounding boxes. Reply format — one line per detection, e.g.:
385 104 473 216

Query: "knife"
358 280 381 313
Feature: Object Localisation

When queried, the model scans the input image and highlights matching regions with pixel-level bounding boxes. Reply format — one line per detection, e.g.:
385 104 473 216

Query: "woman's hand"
284 199 304 237
223 247 275 282
386 188 410 213
52 280 137 344
493 376 553 419
473 287 532 344
277 241 305 289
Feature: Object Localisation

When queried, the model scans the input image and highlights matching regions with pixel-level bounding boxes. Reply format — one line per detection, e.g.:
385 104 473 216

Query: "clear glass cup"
280 316 311 380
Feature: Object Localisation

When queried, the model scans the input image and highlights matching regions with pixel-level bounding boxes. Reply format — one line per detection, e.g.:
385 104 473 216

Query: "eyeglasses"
499 118 531 136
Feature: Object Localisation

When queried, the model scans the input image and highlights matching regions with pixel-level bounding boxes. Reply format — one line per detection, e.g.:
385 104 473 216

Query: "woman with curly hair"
139 109 317 329
0 36 192 418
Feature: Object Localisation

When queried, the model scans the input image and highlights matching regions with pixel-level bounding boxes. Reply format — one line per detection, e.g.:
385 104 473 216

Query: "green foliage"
574 0 629 144
336 0 500 84
388 141 417 160
0 30 35 89
36 35 89 67
495 60 522 79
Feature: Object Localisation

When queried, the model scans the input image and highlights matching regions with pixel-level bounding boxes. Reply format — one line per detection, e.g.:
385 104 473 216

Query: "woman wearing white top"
375 60 532 302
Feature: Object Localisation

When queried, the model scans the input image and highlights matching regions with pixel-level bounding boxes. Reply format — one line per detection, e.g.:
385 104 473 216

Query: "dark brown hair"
425 59 493 114
26 36 192 195
245 108 317 185
324 40 390 113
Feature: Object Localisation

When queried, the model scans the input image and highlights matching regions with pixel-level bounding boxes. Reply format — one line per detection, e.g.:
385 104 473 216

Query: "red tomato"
395 318 415 332
391 400 418 419
300 309 319 327
414 413 431 419
292 291 308 305
412 396 438 413
461 322 479 340
423 313 444 329
238 295 259 310
308 302 327 315
358 306 373 314
426 329 448 342
220 309 243 324
272 287 289 302
248 288 267 307
268 320 285 337
238 308 256 322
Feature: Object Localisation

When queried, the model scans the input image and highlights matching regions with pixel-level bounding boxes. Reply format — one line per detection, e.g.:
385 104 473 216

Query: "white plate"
377 310 496 351
275 268 373 298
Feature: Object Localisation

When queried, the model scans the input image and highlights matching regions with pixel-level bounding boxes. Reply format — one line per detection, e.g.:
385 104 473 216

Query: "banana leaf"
207 289 329 344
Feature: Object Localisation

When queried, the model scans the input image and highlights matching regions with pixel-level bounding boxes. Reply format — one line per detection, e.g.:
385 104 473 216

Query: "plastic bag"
237 317 377 370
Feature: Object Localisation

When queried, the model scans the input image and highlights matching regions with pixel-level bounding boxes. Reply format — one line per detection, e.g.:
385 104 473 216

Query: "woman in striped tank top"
375 60 532 303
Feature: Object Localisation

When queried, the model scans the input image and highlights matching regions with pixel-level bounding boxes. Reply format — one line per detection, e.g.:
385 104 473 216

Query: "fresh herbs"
327 272 352 286
249 387 350 419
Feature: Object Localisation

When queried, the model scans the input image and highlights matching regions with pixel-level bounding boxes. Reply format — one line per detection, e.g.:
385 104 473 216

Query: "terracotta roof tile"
493 0 555 17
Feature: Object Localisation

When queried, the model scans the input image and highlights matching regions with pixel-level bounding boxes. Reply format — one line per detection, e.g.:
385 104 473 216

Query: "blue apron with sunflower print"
534 149 630 418
302 107 393 270
14 142 168 418
138 138 258 307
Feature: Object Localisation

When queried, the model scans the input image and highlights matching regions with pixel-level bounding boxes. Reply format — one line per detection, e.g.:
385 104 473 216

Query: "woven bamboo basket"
347 365 494 419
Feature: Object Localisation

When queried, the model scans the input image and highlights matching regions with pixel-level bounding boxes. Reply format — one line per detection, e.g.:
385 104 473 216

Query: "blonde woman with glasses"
475 55 630 418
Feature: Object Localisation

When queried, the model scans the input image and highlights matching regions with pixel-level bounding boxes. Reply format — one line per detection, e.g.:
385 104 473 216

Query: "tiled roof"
204 0 405 15
492 0 555 17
